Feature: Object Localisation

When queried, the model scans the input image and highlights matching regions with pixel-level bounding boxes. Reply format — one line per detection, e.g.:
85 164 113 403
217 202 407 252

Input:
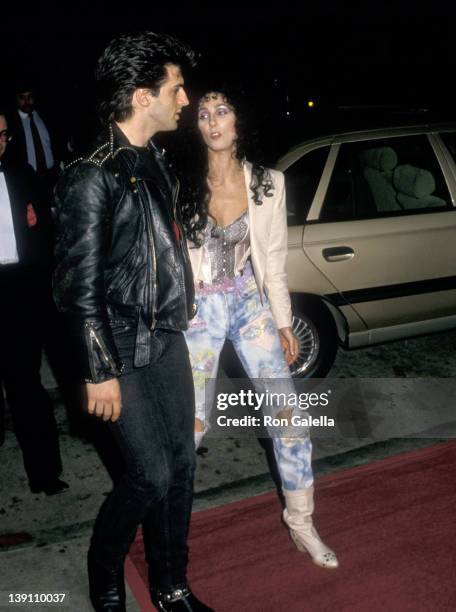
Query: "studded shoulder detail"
64 125 128 170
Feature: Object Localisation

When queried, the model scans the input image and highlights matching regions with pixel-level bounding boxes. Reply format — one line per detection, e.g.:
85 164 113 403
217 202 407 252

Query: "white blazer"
187 161 293 330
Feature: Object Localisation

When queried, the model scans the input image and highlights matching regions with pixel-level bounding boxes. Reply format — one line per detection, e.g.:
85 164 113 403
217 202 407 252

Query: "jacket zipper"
173 178 194 324
137 182 157 330
84 322 120 379
172 177 179 218
116 148 158 331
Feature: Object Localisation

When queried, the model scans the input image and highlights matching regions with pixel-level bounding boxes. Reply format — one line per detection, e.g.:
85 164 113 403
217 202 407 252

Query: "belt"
107 303 151 369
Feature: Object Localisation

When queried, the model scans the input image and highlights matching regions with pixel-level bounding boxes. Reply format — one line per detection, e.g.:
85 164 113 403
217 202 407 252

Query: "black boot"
88 549 126 611
150 586 214 611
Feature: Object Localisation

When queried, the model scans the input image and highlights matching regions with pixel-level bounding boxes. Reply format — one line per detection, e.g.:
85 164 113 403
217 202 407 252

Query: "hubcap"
290 314 319 377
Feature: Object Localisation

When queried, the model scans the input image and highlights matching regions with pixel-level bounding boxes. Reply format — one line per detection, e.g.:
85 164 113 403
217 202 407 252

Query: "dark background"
1 1 455 162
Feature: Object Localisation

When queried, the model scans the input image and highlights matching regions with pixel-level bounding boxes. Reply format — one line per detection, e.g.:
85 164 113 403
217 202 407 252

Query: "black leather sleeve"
53 161 123 383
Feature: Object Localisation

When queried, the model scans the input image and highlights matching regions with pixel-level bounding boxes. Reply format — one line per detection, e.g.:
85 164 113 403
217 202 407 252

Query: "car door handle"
322 246 354 262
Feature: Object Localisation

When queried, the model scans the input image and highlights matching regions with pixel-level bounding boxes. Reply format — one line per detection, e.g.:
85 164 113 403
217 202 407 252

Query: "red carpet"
126 441 456 611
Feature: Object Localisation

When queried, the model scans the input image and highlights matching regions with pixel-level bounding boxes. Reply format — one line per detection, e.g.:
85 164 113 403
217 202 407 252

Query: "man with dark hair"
0 110 67 494
53 32 213 612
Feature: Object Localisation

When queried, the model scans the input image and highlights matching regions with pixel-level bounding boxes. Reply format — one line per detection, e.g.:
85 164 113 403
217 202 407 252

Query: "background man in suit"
6 83 80 422
0 110 67 495
6 84 62 205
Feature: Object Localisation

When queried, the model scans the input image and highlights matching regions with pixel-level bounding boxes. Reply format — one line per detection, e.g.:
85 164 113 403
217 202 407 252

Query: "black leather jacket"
53 125 195 383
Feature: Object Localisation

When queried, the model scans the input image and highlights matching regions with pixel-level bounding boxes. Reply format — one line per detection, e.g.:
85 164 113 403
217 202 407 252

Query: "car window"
440 132 456 163
284 146 330 226
320 135 452 222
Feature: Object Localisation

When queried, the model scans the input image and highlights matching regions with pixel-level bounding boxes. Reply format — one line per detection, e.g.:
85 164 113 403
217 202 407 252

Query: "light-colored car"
276 123 456 377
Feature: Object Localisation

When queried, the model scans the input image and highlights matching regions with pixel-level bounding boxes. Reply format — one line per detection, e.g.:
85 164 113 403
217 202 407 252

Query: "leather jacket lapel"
109 124 175 209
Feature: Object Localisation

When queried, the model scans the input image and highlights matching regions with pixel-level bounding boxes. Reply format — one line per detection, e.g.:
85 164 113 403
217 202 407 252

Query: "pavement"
1 330 456 611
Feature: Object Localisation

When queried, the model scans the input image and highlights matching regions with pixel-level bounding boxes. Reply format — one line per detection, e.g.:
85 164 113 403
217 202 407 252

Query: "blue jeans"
184 263 313 490
90 324 196 592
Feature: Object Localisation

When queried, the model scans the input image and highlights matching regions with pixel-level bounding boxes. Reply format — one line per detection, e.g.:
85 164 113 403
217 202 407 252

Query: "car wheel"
290 304 338 378
220 303 338 380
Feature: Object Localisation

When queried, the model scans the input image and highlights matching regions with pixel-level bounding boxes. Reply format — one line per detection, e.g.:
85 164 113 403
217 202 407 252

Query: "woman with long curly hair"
180 86 338 569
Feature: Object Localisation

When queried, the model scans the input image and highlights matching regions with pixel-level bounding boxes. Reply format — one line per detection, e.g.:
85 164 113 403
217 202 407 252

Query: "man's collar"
111 122 164 155
111 122 132 148
18 109 34 119
109 123 167 182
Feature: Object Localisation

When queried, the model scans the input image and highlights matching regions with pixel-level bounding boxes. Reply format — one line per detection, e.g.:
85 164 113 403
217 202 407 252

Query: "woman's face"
197 92 237 153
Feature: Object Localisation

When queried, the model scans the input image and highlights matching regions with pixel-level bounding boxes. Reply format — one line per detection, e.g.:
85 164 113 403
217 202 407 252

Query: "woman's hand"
279 327 300 366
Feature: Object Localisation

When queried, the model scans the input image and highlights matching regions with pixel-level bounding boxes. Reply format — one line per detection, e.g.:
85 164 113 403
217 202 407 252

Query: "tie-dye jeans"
184 262 313 490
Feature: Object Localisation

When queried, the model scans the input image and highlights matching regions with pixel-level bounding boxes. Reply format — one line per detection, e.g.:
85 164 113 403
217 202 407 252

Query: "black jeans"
90 324 196 592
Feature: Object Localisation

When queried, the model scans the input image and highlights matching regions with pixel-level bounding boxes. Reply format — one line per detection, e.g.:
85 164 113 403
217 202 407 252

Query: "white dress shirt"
0 165 19 264
18 109 55 171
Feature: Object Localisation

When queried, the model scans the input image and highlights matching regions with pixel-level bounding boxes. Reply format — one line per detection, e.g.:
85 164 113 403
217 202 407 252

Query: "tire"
290 302 338 378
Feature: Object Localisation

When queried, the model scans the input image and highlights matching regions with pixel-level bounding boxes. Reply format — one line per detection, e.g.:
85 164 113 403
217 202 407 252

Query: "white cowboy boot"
282 486 339 569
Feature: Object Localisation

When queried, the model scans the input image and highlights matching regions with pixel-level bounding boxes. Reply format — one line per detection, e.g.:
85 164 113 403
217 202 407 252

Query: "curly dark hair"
179 85 274 246
95 31 196 125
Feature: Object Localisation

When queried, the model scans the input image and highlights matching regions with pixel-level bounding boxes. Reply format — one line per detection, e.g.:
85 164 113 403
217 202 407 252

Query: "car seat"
393 164 446 209
360 146 402 212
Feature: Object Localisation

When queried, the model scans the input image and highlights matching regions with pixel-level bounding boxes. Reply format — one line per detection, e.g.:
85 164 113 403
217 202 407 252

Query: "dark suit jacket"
1 159 53 272
5 109 64 170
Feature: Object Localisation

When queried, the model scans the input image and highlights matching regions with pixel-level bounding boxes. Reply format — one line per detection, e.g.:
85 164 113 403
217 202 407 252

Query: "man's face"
16 91 35 114
148 64 189 132
0 115 8 159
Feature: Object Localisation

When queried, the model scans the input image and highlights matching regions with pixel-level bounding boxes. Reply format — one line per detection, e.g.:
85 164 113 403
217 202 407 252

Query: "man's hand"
86 379 122 422
279 327 300 366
